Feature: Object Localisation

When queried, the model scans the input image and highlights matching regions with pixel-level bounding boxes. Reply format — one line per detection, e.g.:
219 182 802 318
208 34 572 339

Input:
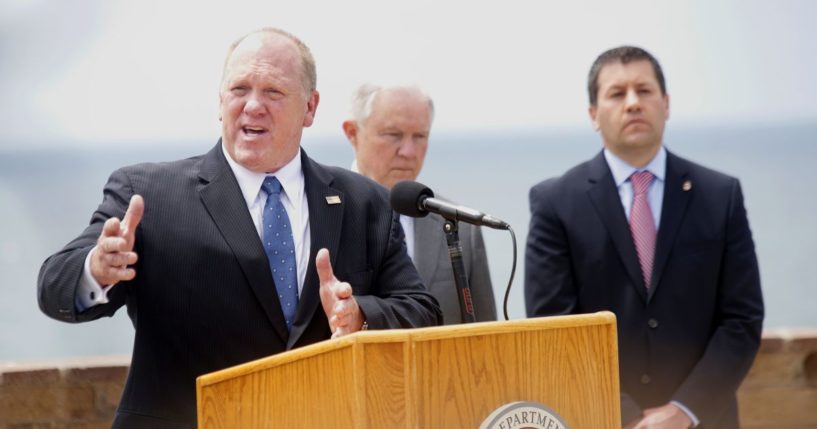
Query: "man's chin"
386 172 418 187
622 134 659 148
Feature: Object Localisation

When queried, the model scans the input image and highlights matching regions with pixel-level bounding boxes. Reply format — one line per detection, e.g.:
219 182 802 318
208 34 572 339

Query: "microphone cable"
502 225 517 321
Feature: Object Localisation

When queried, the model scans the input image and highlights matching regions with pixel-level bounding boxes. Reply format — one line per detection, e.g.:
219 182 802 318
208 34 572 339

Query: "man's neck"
609 145 661 169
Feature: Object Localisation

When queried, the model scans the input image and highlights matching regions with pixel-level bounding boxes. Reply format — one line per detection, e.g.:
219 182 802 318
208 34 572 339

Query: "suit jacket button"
648 318 659 329
640 374 651 384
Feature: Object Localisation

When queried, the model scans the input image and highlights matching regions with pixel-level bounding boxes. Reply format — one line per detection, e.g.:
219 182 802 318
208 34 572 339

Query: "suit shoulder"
670 152 740 188
529 158 595 199
323 165 388 194
113 153 205 180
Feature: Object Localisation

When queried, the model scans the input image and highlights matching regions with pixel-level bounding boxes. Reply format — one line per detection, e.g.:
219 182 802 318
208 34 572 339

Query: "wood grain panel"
197 312 620 429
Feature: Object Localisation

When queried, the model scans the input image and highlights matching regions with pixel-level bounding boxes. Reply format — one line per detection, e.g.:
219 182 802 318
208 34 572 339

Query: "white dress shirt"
603 146 666 228
76 146 311 310
400 215 415 261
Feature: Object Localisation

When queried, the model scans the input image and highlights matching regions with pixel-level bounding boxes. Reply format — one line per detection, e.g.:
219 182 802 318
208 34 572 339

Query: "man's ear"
302 90 320 127
218 91 224 121
588 105 600 131
342 120 359 149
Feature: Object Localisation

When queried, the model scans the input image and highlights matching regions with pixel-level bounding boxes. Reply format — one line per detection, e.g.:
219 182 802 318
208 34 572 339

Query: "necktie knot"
262 176 283 196
631 171 654 196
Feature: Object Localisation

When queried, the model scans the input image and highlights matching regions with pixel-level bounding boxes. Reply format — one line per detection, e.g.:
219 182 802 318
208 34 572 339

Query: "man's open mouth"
243 126 268 135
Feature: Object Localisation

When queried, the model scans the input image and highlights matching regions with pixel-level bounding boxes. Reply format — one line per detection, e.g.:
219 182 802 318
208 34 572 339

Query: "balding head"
222 28 317 95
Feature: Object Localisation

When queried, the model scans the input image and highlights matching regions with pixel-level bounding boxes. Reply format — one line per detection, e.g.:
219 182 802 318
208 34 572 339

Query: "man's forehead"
598 60 658 86
373 89 430 113
228 33 299 66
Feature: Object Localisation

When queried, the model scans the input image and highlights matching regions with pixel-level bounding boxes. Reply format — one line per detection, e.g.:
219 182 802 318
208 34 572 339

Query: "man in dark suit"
37 28 442 429
342 84 496 323
524 46 763 429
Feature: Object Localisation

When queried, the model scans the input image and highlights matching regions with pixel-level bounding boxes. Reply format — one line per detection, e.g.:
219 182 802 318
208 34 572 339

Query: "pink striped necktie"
629 171 656 289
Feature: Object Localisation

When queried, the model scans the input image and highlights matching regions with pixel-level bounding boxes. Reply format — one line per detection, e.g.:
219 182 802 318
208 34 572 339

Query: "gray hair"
350 84 435 125
223 27 317 94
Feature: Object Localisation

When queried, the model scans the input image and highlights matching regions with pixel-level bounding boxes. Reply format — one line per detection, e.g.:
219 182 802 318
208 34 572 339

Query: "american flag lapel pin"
682 180 692 191
325 195 341 205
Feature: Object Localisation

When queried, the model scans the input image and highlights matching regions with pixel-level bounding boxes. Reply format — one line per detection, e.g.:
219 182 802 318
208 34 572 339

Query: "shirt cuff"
75 246 114 311
670 400 700 428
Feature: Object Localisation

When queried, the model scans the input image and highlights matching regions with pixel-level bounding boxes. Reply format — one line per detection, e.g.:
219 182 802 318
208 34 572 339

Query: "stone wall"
739 328 817 429
1 330 815 428
0 356 128 429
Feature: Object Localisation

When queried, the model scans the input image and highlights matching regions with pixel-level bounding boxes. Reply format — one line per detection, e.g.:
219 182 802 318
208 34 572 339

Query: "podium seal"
479 401 568 429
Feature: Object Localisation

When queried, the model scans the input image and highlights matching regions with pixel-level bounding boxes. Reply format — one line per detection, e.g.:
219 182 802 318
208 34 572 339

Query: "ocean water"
1 123 815 361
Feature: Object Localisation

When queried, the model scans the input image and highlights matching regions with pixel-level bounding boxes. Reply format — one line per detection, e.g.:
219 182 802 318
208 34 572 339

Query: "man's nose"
397 139 417 157
625 89 641 112
243 93 265 116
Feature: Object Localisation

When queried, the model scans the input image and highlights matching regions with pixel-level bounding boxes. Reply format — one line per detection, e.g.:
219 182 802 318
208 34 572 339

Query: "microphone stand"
443 219 476 324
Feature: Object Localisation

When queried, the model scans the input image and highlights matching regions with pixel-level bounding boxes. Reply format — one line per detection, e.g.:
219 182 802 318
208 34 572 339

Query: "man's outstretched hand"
316 248 365 338
90 195 144 286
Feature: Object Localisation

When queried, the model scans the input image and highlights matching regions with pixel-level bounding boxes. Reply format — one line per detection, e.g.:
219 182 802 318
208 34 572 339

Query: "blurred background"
2 0 816 361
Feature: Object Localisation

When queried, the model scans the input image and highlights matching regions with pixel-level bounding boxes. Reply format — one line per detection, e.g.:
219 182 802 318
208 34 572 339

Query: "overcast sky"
1 0 816 148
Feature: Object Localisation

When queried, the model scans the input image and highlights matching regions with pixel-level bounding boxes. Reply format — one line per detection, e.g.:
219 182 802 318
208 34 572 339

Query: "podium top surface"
197 312 616 387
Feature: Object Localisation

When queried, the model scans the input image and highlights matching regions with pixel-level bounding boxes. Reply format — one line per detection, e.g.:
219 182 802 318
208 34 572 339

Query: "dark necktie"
261 177 299 331
629 171 656 289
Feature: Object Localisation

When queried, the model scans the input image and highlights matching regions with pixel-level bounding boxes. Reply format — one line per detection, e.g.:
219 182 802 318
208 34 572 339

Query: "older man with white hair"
343 83 497 324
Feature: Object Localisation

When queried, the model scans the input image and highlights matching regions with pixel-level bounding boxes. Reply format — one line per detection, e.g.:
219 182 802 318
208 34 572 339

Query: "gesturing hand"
316 248 365 338
90 195 144 286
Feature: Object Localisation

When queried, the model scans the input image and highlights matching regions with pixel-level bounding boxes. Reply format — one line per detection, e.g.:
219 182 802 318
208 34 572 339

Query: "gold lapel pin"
682 180 692 191
325 195 341 205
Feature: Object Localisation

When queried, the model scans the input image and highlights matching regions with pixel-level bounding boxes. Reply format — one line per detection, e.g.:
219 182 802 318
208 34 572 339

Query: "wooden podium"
197 312 621 428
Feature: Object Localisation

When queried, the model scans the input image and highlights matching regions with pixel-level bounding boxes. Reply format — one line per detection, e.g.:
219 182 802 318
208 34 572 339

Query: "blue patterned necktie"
261 177 299 332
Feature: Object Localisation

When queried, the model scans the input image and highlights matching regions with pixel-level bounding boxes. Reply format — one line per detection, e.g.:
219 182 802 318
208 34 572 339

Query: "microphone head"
390 180 434 218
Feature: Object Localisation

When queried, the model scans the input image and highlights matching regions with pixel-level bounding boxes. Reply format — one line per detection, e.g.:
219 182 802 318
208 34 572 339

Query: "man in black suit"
38 28 442 429
524 46 763 429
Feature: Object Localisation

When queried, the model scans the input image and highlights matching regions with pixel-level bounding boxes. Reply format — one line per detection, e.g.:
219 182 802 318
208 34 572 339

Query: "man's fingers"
94 262 136 285
316 248 336 286
117 267 137 281
102 251 138 267
122 195 145 240
99 236 129 253
103 265 136 281
334 282 352 299
333 299 355 317
101 217 122 238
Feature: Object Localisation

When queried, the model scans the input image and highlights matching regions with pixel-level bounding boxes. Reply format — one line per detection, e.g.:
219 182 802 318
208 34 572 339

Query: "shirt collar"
221 144 304 206
603 146 666 187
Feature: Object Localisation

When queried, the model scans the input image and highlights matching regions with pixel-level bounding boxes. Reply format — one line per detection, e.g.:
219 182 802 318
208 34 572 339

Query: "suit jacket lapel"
197 141 289 342
288 150 344 349
650 150 692 297
585 152 648 301
413 214 445 285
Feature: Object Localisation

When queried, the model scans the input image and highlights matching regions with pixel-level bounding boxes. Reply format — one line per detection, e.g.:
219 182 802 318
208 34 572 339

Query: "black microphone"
390 181 510 230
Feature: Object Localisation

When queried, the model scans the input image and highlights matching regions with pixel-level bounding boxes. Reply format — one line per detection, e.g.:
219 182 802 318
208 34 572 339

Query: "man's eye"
381 132 401 139
231 87 248 95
